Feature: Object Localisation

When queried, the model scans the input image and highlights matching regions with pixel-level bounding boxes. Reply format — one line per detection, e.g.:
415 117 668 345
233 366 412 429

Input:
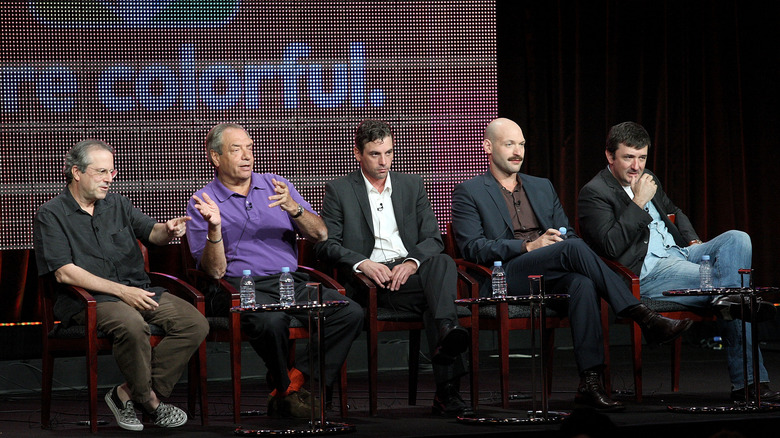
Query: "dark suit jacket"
577 167 699 275
315 170 445 280
451 170 574 266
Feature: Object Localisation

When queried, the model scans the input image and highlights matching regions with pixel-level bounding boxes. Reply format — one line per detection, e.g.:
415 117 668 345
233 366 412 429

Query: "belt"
382 257 405 265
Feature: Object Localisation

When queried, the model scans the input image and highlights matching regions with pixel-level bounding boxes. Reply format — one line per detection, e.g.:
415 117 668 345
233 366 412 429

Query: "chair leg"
671 337 682 392
230 331 242 423
87 347 99 433
338 362 348 417
632 321 643 402
198 340 209 425
408 330 421 406
469 324 479 411
544 328 555 398
367 326 379 416
41 351 53 429
601 300 612 395
498 304 510 409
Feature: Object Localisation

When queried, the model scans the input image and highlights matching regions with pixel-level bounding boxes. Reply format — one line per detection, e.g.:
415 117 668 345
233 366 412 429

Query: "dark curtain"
497 0 780 286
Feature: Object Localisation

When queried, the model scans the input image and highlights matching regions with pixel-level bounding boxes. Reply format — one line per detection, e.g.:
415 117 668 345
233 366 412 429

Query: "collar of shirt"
211 172 265 205
359 171 409 262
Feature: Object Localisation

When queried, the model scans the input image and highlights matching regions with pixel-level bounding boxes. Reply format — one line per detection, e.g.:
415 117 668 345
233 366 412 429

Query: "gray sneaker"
147 402 188 428
104 386 143 431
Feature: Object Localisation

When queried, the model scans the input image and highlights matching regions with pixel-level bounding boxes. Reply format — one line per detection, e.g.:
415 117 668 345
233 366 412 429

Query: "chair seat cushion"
207 315 306 332
479 304 565 319
376 306 471 322
50 323 166 339
640 297 710 315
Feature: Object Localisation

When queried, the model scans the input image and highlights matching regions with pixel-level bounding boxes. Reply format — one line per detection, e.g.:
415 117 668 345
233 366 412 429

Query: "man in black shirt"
34 140 209 431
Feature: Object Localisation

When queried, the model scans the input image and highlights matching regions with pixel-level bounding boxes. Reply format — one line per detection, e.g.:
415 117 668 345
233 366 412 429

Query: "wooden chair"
301 238 480 416
351 268 479 416
39 241 208 433
600 214 716 402
443 222 612 408
180 238 349 423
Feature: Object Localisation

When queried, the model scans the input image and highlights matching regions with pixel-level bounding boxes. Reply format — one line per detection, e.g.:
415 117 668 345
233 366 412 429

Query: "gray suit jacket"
315 170 444 278
451 170 574 266
578 167 699 275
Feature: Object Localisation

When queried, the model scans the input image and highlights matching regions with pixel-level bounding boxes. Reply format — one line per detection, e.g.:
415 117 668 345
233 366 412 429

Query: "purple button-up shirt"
186 172 313 278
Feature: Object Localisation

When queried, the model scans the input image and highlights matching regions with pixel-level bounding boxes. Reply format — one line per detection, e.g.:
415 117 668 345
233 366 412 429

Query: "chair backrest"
443 222 460 259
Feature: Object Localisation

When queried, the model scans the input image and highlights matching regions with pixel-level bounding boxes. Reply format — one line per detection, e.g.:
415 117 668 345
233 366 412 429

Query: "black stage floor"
3 341 780 438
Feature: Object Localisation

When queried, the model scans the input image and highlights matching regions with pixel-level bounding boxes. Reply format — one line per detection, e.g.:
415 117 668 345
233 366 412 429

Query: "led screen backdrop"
0 0 497 250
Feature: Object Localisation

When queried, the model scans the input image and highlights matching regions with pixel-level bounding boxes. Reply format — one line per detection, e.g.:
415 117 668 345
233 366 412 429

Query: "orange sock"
269 368 305 397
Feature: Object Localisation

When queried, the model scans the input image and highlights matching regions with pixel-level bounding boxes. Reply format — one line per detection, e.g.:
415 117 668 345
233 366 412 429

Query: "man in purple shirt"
186 123 363 418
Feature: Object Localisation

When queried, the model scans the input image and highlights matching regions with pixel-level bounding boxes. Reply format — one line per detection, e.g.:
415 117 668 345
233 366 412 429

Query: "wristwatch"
290 203 304 218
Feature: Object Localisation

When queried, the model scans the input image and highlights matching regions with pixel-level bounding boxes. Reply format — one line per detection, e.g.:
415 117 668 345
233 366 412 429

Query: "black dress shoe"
730 383 780 402
626 304 693 345
713 295 777 323
432 323 469 365
574 370 625 412
432 382 474 417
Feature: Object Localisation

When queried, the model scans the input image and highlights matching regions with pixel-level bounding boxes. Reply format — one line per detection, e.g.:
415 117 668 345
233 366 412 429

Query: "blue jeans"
639 230 767 389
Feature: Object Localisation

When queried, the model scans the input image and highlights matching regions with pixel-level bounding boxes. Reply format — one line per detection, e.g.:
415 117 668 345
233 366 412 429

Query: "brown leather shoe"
574 370 625 412
627 304 693 345
730 383 780 402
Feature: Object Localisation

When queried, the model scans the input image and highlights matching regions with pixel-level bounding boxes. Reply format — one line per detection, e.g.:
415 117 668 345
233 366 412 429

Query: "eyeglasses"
84 167 118 179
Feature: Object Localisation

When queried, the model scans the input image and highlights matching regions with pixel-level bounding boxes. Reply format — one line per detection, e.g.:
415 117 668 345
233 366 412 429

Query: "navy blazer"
315 170 444 276
451 170 574 266
578 167 699 275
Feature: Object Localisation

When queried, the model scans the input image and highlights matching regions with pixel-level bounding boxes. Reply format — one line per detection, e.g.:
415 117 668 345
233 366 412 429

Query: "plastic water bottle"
558 227 568 239
700 255 713 291
279 267 295 306
491 261 507 299
240 269 256 308
700 336 723 350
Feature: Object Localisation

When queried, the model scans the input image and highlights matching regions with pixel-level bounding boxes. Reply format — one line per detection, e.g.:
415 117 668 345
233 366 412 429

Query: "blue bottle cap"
243 269 251 276
281 266 290 273
493 261 502 267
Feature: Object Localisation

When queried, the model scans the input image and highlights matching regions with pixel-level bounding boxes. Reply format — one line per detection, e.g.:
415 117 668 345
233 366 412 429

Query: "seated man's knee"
111 313 150 343
242 313 289 338
724 230 751 248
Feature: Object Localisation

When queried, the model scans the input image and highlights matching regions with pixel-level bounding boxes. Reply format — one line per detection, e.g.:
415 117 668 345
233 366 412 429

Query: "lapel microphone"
377 202 384 212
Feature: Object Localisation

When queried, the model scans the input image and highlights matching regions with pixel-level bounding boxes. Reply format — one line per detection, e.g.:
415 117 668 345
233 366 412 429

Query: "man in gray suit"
315 119 472 416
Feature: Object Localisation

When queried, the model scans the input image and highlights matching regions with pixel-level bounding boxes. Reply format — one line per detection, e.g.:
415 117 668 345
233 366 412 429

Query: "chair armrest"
297 265 346 296
148 271 205 314
453 258 492 279
352 272 379 320
600 257 640 299
456 270 480 300
186 268 240 308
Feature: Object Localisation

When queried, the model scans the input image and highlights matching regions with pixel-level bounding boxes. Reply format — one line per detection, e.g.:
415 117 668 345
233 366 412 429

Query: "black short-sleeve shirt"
33 187 158 322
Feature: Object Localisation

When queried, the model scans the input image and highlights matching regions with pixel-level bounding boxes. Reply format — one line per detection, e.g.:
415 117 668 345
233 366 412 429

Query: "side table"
456 275 570 424
231 283 356 435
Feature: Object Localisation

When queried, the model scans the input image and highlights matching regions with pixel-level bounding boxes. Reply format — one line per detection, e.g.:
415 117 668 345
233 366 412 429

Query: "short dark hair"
64 139 114 184
205 122 245 166
606 121 651 156
354 119 393 152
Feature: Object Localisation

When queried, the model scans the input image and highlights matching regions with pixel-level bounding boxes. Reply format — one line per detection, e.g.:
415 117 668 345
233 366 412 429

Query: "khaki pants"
74 292 209 404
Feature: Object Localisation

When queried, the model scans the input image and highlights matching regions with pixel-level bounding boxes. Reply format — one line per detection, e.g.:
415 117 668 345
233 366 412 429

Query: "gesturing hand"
268 178 298 214
192 192 221 226
165 216 191 238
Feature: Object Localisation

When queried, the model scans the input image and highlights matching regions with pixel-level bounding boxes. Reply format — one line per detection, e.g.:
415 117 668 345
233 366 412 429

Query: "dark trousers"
372 253 467 385
503 238 638 373
226 273 364 392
